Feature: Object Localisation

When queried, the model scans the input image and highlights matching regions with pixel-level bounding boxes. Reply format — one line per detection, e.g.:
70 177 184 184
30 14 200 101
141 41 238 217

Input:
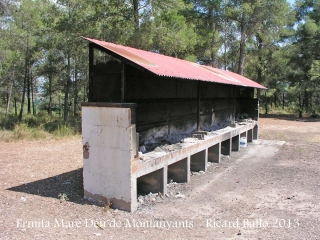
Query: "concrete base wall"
82 103 259 212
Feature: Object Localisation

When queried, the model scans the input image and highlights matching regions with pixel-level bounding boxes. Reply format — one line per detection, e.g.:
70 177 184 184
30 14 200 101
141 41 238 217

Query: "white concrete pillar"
82 103 137 212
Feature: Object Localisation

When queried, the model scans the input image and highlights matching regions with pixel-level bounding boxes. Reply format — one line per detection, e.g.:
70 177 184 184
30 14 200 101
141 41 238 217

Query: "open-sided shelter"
81 37 266 211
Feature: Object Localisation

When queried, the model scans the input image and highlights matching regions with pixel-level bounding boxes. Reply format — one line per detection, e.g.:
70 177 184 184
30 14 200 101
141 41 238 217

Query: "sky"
287 0 295 6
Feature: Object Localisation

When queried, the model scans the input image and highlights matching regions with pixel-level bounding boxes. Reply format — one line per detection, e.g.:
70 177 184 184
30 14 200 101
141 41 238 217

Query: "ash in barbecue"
138 123 233 157
154 145 175 153
165 133 190 145
203 123 227 132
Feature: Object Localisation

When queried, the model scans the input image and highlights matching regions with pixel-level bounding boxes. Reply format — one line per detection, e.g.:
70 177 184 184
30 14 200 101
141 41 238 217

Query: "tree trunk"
211 51 216 67
31 70 36 115
19 74 27 121
5 83 12 119
74 64 78 116
5 71 13 119
298 93 302 118
310 93 313 113
27 44 31 114
208 6 216 67
83 71 87 103
133 0 140 47
282 92 285 109
224 41 227 70
256 34 263 100
58 91 61 116
265 91 268 114
14 98 17 116
304 90 308 112
238 12 246 75
27 67 31 114
257 67 261 102
223 16 228 70
19 44 29 122
48 71 53 116
64 54 71 122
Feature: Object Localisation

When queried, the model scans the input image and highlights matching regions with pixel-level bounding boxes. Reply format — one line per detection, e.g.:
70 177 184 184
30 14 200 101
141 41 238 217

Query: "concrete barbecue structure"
81 37 266 212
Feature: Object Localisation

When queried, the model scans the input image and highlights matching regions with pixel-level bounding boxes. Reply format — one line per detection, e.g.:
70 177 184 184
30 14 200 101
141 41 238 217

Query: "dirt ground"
0 114 319 240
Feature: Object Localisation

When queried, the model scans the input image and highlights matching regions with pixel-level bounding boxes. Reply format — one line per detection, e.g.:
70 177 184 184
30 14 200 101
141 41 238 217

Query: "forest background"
0 0 319 139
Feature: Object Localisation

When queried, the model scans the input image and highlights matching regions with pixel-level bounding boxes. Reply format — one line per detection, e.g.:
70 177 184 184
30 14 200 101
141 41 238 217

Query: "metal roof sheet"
83 37 266 89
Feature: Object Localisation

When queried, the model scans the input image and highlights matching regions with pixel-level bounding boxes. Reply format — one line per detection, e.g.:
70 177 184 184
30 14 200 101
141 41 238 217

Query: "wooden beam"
233 85 236 124
197 81 200 131
121 62 126 102
88 43 94 102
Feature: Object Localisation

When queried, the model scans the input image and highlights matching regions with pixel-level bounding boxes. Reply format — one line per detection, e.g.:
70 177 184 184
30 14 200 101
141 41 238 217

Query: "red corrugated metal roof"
83 37 266 89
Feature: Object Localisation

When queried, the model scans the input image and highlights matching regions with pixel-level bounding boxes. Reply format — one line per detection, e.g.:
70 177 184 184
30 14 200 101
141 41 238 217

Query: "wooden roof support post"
232 86 236 124
88 43 94 102
197 81 201 131
121 62 126 102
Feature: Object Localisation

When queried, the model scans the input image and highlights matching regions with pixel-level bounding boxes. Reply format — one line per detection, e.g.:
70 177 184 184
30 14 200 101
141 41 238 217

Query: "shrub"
12 123 48 140
0 115 19 130
53 124 74 138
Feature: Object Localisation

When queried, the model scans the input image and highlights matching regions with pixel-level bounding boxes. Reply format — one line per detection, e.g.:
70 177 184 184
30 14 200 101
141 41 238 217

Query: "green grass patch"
12 123 48 141
53 124 75 138
0 112 81 141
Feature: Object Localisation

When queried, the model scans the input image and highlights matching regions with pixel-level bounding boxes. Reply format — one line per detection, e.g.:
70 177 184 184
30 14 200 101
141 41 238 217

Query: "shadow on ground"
260 113 320 122
7 168 97 206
